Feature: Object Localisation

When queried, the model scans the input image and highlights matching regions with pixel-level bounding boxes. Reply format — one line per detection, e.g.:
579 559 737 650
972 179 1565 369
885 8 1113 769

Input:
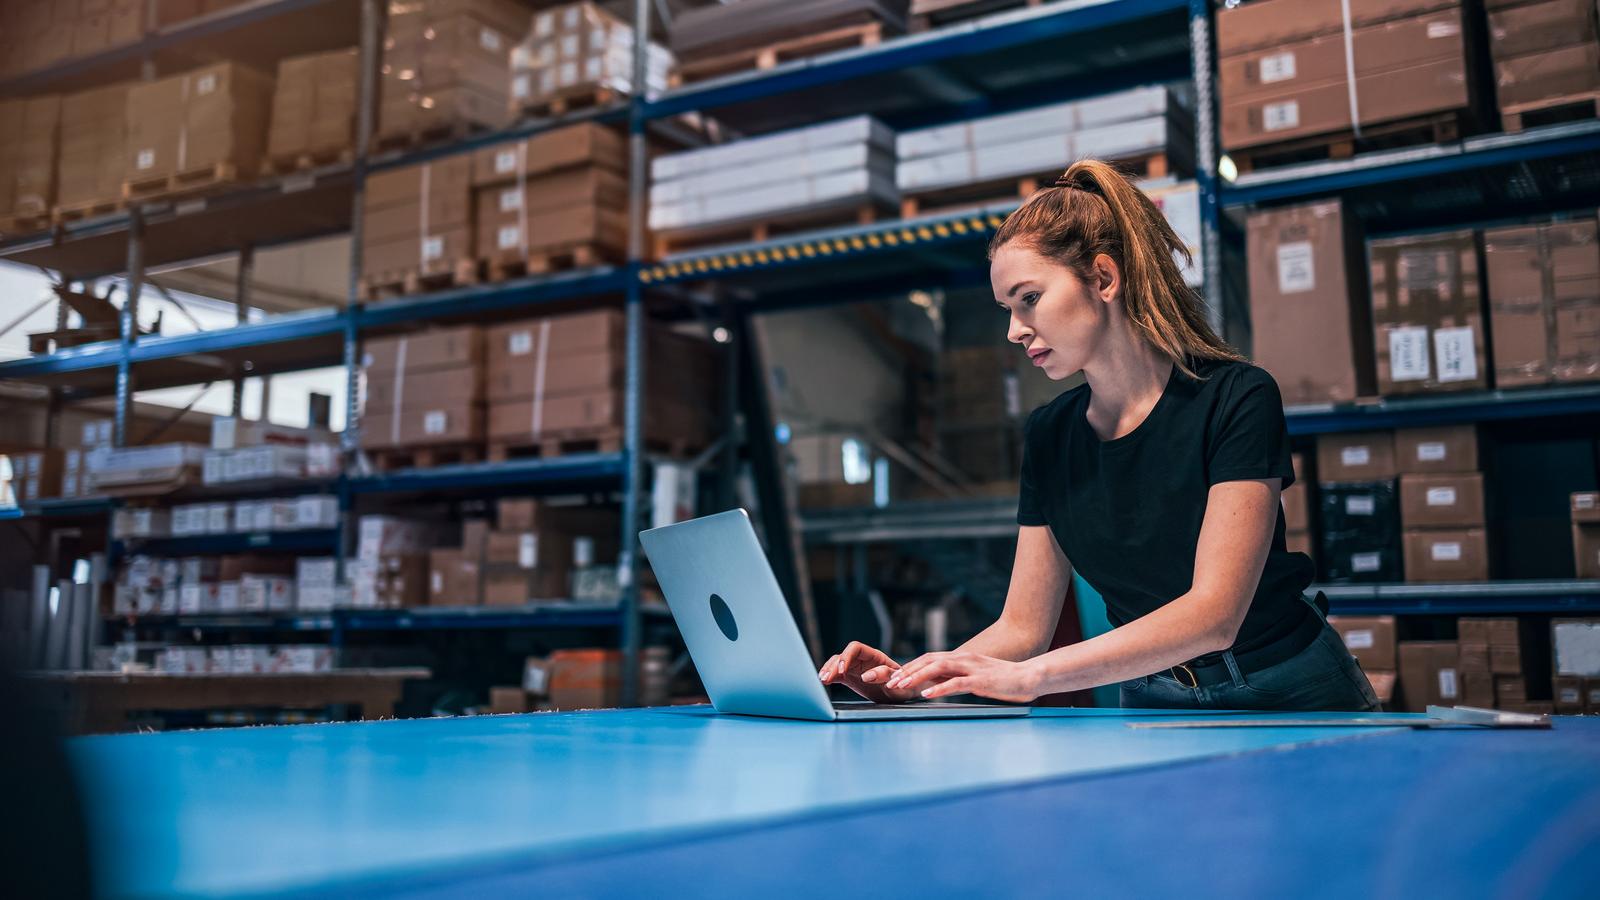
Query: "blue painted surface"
71 707 1413 898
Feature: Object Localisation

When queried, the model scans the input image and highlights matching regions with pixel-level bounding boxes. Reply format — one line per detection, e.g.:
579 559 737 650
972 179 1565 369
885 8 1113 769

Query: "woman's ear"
1092 253 1121 304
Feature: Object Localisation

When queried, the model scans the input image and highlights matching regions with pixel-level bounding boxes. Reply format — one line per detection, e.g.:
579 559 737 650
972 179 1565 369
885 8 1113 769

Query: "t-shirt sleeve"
1206 366 1296 488
1017 407 1048 526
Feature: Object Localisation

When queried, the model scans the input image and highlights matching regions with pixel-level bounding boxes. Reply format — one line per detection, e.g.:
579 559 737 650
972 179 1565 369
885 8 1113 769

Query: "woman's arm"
956 524 1073 661
890 477 1280 700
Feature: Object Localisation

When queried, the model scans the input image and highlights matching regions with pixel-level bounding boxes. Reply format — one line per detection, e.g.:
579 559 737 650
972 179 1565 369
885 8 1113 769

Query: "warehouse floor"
72 708 1600 897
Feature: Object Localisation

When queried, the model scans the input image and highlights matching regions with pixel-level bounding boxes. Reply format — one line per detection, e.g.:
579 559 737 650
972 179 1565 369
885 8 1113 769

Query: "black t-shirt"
1017 357 1315 653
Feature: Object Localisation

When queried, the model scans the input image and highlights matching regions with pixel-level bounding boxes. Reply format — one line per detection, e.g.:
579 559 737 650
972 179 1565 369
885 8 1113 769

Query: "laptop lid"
640 509 837 721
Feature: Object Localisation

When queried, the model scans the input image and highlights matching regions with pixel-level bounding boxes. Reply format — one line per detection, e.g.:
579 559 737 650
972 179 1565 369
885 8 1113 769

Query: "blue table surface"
69 707 1600 899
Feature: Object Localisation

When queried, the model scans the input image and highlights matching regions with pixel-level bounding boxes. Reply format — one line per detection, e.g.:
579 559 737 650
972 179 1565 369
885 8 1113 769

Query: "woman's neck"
1083 323 1172 415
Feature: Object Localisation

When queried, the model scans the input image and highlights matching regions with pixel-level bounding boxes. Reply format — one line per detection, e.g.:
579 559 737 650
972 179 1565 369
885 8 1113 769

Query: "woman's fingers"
818 655 841 682
887 652 946 688
892 658 958 692
859 664 896 684
920 677 971 700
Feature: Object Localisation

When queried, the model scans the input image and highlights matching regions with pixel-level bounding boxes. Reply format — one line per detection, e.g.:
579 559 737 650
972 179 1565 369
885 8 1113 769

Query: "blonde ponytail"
988 159 1241 378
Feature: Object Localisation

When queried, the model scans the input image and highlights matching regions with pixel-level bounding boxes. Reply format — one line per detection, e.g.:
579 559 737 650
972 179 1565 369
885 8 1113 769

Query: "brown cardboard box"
476 196 628 261
1394 425 1479 474
218 553 296 580
1403 528 1489 582
1585 678 1600 713
471 123 627 186
546 648 623 710
1398 640 1460 712
362 226 475 279
1216 0 1456 55
1553 676 1584 714
1575 492 1600 524
16 450 65 502
488 686 533 714
360 156 476 280
1460 669 1495 708
125 62 274 183
108 0 143 47
1327 615 1397 670
1316 432 1397 483
1483 221 1600 387
1459 616 1520 648
1495 675 1527 706
365 363 482 411
377 2 520 140
361 405 486 449
1400 473 1485 528
1369 230 1488 396
484 568 569 604
428 548 482 606
3 96 62 215
1575 522 1600 578
58 82 131 208
1487 0 1597 59
1495 41 1600 108
268 47 359 162
1246 201 1374 404
363 325 483 375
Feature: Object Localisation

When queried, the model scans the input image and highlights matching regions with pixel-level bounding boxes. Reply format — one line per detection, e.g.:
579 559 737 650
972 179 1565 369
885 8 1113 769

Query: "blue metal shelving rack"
5 0 1599 670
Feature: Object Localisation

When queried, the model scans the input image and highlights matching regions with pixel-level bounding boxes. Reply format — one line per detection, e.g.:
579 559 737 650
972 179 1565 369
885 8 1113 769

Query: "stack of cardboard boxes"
429 499 620 606
1327 614 1397 706
125 62 275 190
1246 199 1374 405
510 1 672 113
1459 617 1534 711
1396 639 1461 712
57 84 131 214
1315 431 1402 582
360 155 475 290
353 515 433 608
496 645 672 712
1483 219 1600 386
667 0 910 82
484 310 717 453
266 48 360 170
1369 230 1490 396
1216 0 1472 158
1552 618 1600 713
1574 492 1600 578
377 0 527 143
1486 0 1600 129
0 96 63 226
10 450 65 504
1398 425 1488 582
360 325 486 452
470 123 628 272
0 1 143 79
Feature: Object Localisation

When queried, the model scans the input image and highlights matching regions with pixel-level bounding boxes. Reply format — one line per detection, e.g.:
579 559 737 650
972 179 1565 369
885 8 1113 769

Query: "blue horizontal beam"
357 267 631 328
6 497 116 519
112 529 340 558
1221 120 1600 207
345 453 626 495
1285 383 1600 435
1321 580 1600 616
642 0 1188 119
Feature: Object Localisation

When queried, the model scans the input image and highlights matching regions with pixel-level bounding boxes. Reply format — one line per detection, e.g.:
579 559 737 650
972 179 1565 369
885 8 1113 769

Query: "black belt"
1163 603 1325 690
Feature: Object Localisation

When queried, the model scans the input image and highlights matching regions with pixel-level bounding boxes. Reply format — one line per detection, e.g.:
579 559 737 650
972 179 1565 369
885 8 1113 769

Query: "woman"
819 160 1380 712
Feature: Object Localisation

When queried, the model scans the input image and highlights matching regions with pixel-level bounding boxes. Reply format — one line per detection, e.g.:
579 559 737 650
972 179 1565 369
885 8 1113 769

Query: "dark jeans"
1119 621 1383 713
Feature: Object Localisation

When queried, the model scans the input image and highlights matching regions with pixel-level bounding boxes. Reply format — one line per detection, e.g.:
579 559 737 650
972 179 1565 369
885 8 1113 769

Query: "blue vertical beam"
1189 0 1223 334
618 0 652 708
115 210 144 447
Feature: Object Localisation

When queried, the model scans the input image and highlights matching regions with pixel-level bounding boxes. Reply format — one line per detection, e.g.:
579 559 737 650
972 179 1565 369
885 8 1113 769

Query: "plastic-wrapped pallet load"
267 47 360 169
1369 229 1489 396
0 95 61 224
360 155 475 294
353 516 434 609
89 444 209 495
1482 219 1600 387
377 0 530 142
511 1 671 113
649 116 897 233
57 83 130 215
124 63 274 192
895 86 1192 194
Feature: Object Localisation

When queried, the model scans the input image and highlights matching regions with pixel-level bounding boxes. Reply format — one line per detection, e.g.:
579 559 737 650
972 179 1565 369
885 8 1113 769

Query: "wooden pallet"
516 86 620 120
0 209 52 235
367 443 483 471
260 146 355 178
372 120 494 155
488 431 701 462
1500 92 1600 134
360 258 480 300
122 161 241 202
652 199 894 258
1229 111 1468 174
53 197 125 226
910 0 1040 31
671 21 887 86
484 243 626 282
899 152 1170 218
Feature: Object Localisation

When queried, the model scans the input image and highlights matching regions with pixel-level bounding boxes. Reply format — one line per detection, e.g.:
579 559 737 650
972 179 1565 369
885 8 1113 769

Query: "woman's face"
990 242 1117 380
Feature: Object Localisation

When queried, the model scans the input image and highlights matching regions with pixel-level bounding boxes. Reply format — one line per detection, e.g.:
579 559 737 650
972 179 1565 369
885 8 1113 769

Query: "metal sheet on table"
69 706 1412 897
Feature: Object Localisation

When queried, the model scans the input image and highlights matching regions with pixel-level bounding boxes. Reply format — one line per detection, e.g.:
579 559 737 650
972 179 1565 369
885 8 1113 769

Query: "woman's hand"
819 641 922 704
885 650 1045 703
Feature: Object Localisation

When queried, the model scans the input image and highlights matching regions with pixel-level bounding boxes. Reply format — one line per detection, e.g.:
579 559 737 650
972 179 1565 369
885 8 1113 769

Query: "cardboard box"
1575 523 1600 579
428 548 482 606
1397 640 1460 712
1586 677 1600 713
473 168 628 260
1487 0 1597 59
1327 615 1398 670
2 95 62 215
1400 473 1485 528
1576 492 1600 524
268 47 359 161
545 648 623 710
1369 230 1489 396
1459 616 1520 648
377 1 519 139
1403 528 1489 582
1318 480 1402 582
361 405 486 449
472 122 627 186
512 1 671 110
1220 7 1469 150
58 82 131 208
1552 619 1600 677
1394 424 1479 474
1246 201 1374 405
1553 675 1584 714
1495 40 1600 109
1316 432 1397 483
360 156 475 279
488 686 533 714
484 568 568 604
365 362 482 412
125 62 274 183
1215 0 1456 56
1483 221 1600 387
363 325 483 375
1495 674 1527 706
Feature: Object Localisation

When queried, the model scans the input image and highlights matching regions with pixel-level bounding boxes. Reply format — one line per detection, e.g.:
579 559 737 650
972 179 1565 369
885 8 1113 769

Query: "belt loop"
1222 650 1247 689
1303 591 1331 623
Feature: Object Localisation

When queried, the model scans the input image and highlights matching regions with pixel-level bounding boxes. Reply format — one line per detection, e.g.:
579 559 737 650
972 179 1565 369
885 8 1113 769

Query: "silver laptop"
640 509 1029 722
